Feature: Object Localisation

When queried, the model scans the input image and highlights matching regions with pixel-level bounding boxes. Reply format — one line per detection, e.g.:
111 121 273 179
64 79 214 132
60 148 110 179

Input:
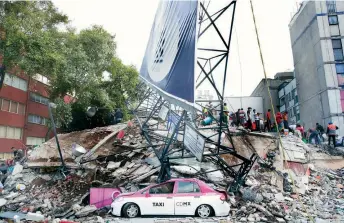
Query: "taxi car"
111 178 230 218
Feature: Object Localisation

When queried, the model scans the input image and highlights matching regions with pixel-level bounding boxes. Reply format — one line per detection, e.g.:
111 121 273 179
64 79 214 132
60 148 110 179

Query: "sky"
53 0 302 97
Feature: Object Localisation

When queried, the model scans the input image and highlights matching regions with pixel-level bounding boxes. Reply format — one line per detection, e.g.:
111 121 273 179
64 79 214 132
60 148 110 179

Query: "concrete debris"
171 165 200 175
0 122 343 222
75 205 97 217
0 198 7 207
11 164 23 176
107 161 121 170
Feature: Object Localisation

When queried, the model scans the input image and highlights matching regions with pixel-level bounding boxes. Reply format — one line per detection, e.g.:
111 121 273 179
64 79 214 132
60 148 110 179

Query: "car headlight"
114 197 124 202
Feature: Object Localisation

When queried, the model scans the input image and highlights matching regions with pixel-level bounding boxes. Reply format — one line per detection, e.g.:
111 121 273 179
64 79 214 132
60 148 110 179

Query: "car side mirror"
145 192 150 197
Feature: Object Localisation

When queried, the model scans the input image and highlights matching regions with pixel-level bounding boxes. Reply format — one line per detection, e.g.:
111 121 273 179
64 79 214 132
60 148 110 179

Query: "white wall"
224 97 263 113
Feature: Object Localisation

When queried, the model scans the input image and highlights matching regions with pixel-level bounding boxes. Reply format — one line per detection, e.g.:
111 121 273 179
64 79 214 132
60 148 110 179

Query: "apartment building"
278 78 300 124
289 0 344 134
0 69 54 158
251 71 294 116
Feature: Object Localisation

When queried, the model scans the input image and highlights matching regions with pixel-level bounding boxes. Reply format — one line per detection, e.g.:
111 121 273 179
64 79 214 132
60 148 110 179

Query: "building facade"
290 0 344 135
0 69 53 158
251 72 294 117
278 78 300 125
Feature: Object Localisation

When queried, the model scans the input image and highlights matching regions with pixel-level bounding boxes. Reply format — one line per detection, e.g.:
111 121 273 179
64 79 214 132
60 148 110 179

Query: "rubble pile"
0 122 343 222
230 165 344 222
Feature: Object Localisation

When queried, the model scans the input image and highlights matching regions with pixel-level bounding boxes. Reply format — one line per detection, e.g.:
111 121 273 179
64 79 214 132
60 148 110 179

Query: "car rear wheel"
197 204 212 218
123 203 140 218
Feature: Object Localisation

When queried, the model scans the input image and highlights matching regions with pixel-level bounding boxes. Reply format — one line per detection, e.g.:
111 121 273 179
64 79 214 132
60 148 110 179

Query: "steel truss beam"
126 0 257 192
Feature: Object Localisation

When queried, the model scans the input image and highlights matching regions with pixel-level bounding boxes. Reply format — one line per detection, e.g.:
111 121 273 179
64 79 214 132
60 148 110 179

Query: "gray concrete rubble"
0 122 343 222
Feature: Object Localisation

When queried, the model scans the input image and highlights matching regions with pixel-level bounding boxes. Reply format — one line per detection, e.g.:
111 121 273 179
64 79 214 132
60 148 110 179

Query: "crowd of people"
200 103 340 148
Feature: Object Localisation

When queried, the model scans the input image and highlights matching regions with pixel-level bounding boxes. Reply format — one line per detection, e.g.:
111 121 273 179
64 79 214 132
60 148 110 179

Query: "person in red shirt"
296 124 304 137
276 112 283 131
283 112 289 130
266 109 271 132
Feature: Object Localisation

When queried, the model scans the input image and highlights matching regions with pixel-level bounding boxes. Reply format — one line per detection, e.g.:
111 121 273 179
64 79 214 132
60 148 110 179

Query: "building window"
280 97 285 106
33 74 50 85
1 99 10 112
329 15 338 25
296 114 300 122
30 93 49 105
293 106 297 116
3 74 27 91
338 74 344 87
28 114 47 125
332 39 344 61
291 89 296 99
26 137 45 146
336 64 344 74
0 98 25 115
295 95 299 104
0 125 22 139
327 1 337 13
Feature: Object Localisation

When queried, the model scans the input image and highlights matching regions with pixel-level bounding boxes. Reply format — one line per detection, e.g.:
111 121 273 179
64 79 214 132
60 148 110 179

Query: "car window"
141 189 148 194
177 182 200 193
149 182 175 194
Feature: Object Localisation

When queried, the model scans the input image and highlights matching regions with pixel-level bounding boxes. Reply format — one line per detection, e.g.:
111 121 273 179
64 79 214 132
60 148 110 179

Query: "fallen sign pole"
125 0 257 192
48 102 66 177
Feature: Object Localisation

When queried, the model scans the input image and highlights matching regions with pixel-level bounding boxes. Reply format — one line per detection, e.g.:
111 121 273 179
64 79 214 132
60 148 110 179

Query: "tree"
1 2 140 132
0 1 68 87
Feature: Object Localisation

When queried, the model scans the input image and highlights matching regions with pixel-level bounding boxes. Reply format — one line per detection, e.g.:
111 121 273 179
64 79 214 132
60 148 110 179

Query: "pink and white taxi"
111 178 230 218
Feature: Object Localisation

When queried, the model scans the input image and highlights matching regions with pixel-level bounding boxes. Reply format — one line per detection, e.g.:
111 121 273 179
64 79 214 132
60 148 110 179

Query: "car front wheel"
197 204 212 218
123 203 140 218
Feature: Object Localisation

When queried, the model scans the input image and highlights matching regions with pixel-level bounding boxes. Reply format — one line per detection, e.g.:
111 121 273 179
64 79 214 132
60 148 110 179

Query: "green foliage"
1 1 140 132
0 1 68 77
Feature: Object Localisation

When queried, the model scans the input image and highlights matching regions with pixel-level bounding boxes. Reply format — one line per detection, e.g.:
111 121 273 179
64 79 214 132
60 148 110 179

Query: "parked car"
111 178 230 218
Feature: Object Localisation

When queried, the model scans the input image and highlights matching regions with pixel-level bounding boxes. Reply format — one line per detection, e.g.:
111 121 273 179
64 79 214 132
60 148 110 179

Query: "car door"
174 181 202 215
144 182 175 215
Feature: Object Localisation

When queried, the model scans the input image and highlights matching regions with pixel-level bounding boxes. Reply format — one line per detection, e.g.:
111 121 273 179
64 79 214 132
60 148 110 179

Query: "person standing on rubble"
235 109 240 126
247 107 252 130
114 109 124 124
239 108 246 126
253 109 260 131
276 112 283 131
283 111 289 131
327 122 339 147
266 109 272 132
316 123 325 141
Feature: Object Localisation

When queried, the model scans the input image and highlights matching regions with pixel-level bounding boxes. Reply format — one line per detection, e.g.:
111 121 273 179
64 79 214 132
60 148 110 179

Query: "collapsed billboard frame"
127 0 257 192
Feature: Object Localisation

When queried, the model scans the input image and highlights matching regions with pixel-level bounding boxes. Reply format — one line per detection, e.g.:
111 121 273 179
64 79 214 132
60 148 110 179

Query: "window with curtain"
0 98 25 115
30 93 48 105
3 74 27 91
332 39 344 61
28 114 47 125
1 99 10 112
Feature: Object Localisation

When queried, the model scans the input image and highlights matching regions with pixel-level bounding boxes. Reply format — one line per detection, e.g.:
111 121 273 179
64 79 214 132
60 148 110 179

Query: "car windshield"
149 182 175 194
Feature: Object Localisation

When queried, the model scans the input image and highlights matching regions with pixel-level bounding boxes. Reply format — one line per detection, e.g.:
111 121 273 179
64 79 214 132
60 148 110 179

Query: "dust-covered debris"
0 121 343 222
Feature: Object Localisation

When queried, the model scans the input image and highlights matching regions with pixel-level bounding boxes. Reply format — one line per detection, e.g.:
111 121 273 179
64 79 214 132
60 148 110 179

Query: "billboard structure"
140 0 198 109
128 0 257 192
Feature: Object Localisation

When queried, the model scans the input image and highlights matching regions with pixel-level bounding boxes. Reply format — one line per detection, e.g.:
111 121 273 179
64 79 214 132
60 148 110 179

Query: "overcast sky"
53 0 302 97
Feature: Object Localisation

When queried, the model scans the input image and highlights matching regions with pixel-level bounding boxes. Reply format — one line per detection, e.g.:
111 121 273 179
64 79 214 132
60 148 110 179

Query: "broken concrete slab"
0 198 7 207
75 205 97 217
11 164 23 175
106 161 121 170
27 124 127 167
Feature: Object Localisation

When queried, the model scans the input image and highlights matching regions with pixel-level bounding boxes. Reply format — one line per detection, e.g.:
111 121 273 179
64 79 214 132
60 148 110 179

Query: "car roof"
166 178 200 183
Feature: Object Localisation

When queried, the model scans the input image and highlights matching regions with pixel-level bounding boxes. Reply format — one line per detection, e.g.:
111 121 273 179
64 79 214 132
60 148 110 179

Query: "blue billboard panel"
140 0 198 104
